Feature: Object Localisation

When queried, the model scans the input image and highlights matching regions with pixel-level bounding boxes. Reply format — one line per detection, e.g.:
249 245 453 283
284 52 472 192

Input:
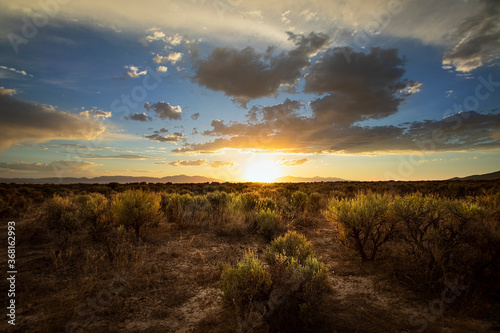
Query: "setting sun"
244 160 282 182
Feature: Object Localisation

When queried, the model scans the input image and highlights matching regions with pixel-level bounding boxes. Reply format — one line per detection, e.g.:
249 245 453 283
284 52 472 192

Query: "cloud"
145 131 183 143
191 113 200 120
157 66 168 72
0 65 33 77
442 0 500 72
277 158 311 166
79 108 112 119
0 94 105 150
163 159 235 167
0 87 17 96
167 52 182 64
281 10 291 25
153 54 166 63
125 112 152 122
114 65 147 80
173 97 500 154
193 31 330 102
154 52 182 64
300 10 317 22
167 159 207 167
146 30 185 46
144 101 182 120
305 47 421 125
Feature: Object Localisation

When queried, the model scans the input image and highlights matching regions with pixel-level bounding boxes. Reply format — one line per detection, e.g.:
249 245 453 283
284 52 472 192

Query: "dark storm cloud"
0 93 104 150
193 32 330 102
443 0 500 72
306 47 421 125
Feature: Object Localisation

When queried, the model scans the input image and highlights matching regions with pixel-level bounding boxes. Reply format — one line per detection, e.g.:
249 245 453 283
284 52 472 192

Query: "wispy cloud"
0 87 18 96
114 65 147 80
0 65 33 77
442 0 500 72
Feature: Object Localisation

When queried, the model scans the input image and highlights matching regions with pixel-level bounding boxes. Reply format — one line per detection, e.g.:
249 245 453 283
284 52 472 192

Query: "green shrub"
214 200 250 237
265 231 315 265
220 233 331 330
264 232 331 328
256 209 283 241
325 192 395 261
77 193 112 241
161 193 208 228
307 192 323 213
220 251 272 312
277 256 331 323
112 190 162 238
257 197 277 211
207 191 229 215
41 195 80 234
290 191 308 212
240 192 260 213
392 193 442 252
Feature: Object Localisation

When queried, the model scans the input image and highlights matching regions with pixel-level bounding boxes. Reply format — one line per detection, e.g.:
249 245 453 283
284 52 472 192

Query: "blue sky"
0 0 499 181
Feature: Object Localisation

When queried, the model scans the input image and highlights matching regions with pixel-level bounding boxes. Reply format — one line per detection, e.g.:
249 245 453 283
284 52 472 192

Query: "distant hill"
0 175 222 184
449 170 500 181
274 175 347 183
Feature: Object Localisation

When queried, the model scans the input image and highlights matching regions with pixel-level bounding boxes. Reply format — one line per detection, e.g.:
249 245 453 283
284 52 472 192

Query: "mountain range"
449 170 500 181
0 175 221 184
0 170 498 184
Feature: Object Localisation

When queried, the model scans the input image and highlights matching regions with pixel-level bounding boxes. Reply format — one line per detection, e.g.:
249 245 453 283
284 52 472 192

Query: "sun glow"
244 159 281 182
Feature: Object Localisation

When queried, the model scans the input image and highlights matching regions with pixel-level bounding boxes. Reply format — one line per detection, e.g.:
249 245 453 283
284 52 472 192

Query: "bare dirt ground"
1 217 498 333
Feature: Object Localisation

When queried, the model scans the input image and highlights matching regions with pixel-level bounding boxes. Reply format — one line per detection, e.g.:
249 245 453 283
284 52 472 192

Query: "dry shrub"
220 232 331 331
325 192 396 261
112 189 162 238
77 193 113 241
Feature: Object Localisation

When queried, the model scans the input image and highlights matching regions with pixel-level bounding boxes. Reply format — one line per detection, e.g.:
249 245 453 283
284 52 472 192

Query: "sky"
0 0 499 182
